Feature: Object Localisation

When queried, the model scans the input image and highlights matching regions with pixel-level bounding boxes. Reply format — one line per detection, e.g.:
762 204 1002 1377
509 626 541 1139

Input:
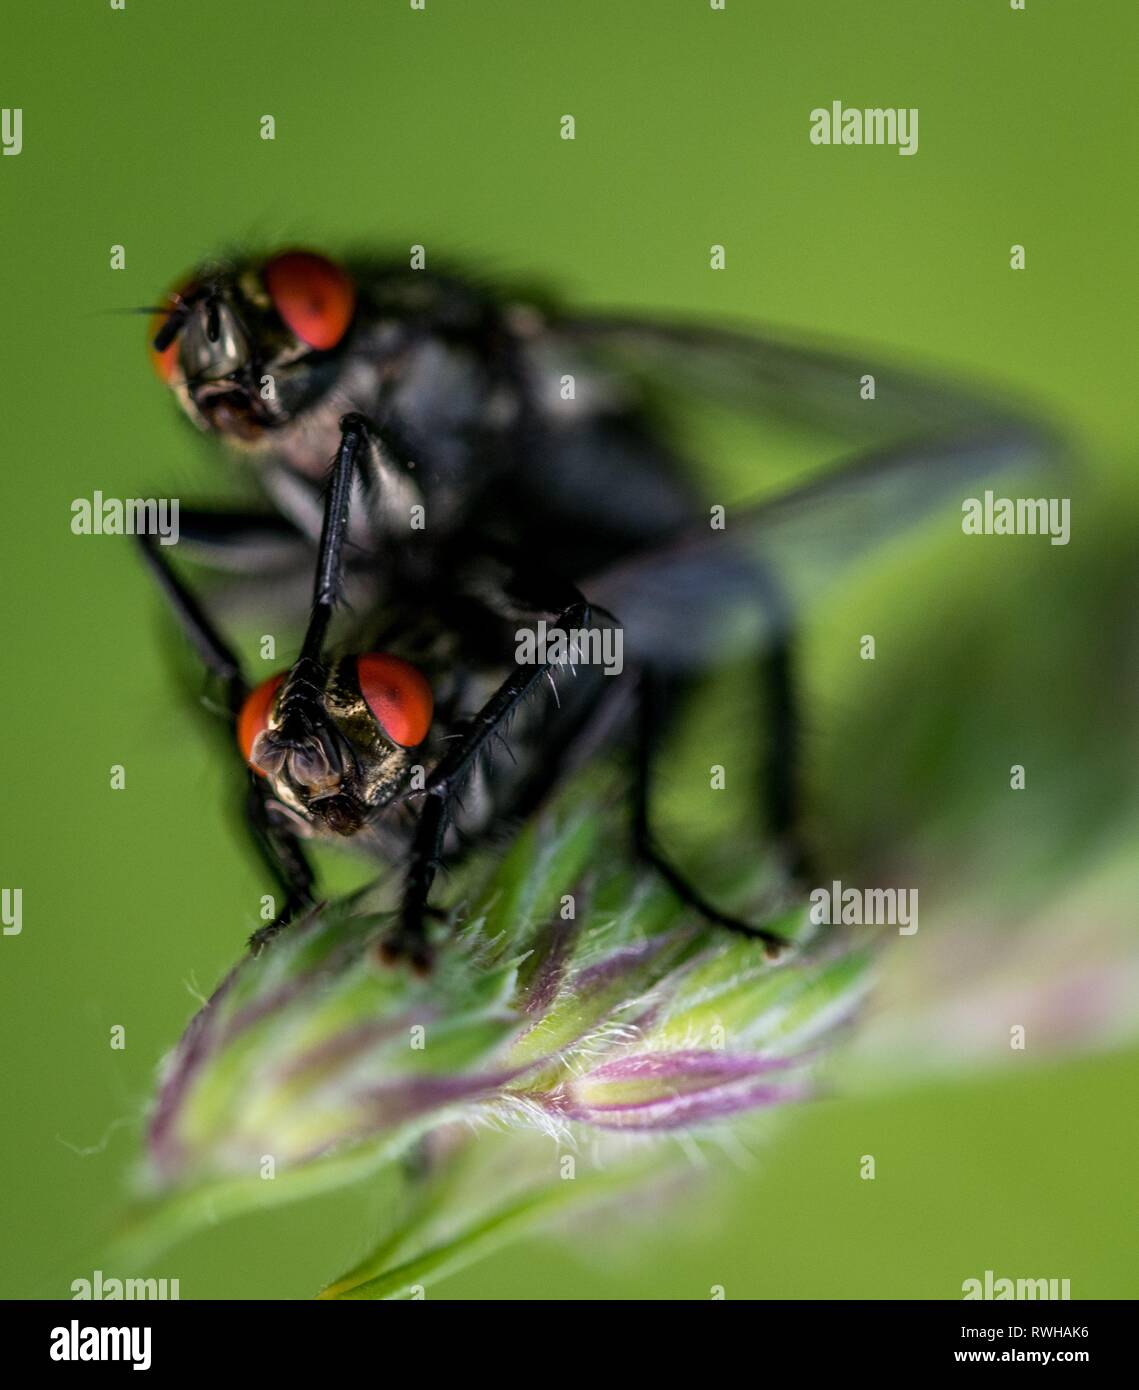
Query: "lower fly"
139 424 1055 969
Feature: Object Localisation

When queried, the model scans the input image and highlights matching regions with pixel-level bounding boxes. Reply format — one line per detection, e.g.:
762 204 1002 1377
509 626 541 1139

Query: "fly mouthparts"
307 793 366 836
248 731 287 777
286 740 341 798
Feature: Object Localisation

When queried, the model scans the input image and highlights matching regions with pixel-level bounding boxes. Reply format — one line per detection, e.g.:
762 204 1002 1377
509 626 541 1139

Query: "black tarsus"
630 670 794 955
750 559 813 884
244 788 318 954
136 532 245 713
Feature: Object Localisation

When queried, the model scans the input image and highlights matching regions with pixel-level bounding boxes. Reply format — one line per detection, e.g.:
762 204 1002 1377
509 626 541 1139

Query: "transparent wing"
586 422 1063 672
557 313 1040 445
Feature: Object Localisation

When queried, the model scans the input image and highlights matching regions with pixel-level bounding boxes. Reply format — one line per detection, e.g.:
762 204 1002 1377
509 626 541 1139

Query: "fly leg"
298 413 372 662
752 563 814 890
136 533 317 948
386 573 601 970
245 788 318 952
630 552 812 953
631 670 794 956
258 412 377 762
272 410 410 733
155 505 311 571
137 531 246 713
296 406 427 661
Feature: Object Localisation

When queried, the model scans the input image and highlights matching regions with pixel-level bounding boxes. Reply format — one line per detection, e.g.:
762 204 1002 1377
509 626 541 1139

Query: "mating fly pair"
139 249 1055 967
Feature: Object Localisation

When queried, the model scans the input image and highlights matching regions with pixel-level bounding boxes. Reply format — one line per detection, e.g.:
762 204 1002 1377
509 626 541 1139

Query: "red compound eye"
237 672 286 775
262 250 355 351
356 655 433 748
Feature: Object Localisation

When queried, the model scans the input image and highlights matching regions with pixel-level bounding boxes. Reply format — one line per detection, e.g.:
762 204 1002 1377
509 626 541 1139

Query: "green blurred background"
1 0 1136 1298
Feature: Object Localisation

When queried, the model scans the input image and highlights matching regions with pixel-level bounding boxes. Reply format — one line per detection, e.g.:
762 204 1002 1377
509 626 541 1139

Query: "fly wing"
586 422 1063 671
557 313 1038 445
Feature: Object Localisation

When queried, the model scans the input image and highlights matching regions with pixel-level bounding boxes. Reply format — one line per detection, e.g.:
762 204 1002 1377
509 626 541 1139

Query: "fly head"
238 652 433 836
149 251 357 447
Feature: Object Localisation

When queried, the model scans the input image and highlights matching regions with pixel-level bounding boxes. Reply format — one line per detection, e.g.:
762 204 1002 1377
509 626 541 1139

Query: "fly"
138 249 1060 968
